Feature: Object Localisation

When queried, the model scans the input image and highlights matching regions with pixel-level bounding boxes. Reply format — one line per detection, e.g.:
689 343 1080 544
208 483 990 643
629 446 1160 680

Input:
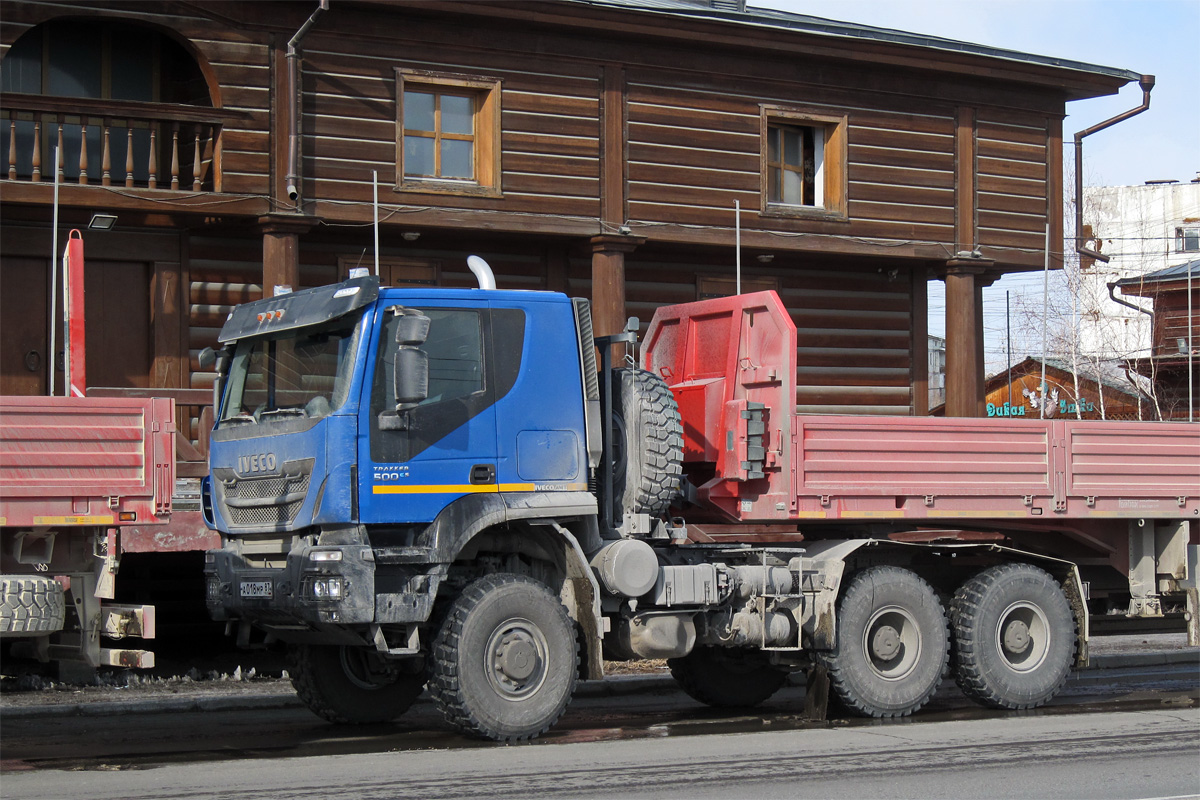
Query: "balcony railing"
1 93 230 192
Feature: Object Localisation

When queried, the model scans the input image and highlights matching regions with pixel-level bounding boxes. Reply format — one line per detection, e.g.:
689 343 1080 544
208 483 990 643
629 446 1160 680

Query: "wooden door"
84 260 152 389
0 256 50 395
0 257 151 394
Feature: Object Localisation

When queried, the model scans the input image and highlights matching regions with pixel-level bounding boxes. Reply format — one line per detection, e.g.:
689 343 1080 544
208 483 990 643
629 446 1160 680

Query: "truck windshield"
220 315 364 426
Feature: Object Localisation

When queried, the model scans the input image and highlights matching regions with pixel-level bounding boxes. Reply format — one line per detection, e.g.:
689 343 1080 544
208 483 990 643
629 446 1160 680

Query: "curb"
3 649 1194 721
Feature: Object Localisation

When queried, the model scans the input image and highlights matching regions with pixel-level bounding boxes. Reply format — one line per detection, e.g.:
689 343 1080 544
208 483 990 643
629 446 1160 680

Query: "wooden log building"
1 0 1144 430
1116 259 1200 420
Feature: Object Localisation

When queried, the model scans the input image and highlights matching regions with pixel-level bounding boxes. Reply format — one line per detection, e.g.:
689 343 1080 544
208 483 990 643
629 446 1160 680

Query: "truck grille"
214 459 314 530
229 498 306 527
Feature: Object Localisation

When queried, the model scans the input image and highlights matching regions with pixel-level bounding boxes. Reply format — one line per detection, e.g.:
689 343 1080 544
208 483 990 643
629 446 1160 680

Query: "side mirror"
379 307 431 431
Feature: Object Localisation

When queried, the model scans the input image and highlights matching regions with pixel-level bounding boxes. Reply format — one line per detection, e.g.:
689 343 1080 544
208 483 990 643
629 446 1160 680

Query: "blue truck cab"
204 272 605 636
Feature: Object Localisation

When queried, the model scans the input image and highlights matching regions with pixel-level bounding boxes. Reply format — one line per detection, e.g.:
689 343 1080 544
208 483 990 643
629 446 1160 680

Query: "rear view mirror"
379 307 431 431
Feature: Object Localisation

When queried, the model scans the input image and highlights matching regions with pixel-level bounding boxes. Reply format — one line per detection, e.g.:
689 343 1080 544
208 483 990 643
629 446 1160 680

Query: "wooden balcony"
1 93 234 193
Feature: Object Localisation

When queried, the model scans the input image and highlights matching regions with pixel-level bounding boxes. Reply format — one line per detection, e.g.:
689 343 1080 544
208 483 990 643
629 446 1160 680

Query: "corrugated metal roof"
567 0 1142 83
1115 258 1200 287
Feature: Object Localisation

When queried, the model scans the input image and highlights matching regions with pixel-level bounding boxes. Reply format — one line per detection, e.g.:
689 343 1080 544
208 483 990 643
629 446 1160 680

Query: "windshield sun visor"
218 275 380 344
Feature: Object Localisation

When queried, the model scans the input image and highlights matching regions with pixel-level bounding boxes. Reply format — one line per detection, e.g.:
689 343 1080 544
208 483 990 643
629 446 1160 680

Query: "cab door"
358 298 508 524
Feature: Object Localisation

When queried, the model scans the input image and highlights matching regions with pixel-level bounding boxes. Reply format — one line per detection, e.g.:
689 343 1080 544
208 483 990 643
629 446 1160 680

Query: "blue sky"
755 0 1200 363
756 0 1199 186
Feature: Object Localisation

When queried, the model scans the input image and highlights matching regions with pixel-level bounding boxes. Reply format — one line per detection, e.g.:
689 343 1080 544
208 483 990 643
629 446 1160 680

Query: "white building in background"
928 334 946 409
1078 177 1200 360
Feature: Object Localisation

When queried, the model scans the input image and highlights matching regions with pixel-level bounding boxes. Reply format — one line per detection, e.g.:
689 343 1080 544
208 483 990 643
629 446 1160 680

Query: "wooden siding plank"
628 142 758 173
848 182 955 207
852 164 955 190
978 156 1045 180
850 145 955 171
978 174 1047 199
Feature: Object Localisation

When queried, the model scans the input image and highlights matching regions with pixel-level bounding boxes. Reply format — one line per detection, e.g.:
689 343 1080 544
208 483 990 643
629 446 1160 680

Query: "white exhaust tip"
467 255 497 290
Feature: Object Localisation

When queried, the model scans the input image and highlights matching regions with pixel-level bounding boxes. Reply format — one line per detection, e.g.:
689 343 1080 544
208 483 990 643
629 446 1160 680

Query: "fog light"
310 577 344 600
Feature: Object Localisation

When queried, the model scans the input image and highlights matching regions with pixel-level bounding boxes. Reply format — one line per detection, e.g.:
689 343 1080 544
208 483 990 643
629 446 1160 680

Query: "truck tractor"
203 262 1199 741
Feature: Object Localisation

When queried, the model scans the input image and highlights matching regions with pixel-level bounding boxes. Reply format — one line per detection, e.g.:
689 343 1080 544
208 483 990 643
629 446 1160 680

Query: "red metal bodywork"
644 292 1200 526
0 396 176 528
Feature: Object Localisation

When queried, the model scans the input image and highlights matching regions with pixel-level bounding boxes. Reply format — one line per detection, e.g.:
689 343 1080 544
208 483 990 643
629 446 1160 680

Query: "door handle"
24 350 41 372
470 464 495 485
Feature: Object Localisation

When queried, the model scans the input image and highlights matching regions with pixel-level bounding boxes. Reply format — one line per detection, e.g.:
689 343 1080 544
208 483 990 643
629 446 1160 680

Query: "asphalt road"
2 706 1197 800
1 653 1197 800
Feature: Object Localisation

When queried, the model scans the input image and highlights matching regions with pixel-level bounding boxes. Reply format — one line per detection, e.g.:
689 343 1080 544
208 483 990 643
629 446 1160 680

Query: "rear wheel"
429 574 579 742
290 644 425 724
951 563 1076 709
819 566 949 718
669 646 790 708
0 576 66 637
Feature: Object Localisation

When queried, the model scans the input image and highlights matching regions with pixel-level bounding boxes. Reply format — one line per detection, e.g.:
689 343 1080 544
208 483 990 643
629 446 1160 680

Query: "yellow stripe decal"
373 483 538 495
33 515 115 525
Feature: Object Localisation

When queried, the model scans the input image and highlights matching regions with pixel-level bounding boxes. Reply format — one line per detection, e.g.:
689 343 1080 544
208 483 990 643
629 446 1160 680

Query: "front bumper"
205 540 441 631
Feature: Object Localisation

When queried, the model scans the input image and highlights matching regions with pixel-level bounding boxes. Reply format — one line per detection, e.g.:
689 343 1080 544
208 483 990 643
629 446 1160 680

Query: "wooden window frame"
759 105 848 222
395 69 501 198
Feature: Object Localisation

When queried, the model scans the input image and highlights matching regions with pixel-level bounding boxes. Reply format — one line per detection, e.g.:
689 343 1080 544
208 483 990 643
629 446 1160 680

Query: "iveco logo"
238 453 278 474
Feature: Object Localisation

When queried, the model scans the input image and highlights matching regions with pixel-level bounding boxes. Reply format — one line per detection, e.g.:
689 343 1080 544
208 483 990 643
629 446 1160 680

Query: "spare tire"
0 576 66 637
610 367 683 520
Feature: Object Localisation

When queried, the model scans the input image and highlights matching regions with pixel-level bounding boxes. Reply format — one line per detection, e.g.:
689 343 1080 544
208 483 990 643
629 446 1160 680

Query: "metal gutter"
286 0 329 204
1073 75 1155 265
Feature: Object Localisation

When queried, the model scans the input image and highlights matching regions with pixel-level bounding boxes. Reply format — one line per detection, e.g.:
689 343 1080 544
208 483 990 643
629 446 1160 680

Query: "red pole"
65 229 86 398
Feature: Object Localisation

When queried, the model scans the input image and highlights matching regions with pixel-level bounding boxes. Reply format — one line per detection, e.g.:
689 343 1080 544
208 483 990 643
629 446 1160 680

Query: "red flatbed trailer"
0 395 175 668
644 290 1199 624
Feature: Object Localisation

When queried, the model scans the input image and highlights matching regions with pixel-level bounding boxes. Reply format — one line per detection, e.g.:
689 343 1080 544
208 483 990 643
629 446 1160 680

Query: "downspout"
1107 281 1153 318
286 0 329 203
1073 74 1155 264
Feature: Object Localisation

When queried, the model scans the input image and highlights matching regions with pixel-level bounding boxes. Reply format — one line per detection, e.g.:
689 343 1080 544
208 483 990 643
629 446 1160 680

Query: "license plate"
240 580 273 599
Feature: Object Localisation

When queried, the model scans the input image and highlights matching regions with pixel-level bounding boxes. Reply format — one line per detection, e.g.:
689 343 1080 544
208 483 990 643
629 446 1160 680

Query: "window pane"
782 128 802 167
404 91 435 132
782 167 803 205
442 138 474 179
404 135 435 177
441 94 474 135
47 22 102 97
110 30 155 102
768 167 780 202
1 32 42 93
767 128 779 163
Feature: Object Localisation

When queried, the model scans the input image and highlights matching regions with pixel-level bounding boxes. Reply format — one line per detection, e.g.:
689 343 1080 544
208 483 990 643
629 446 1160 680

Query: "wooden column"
910 265 929 416
600 65 626 229
590 234 643 340
942 258 993 417
260 214 319 295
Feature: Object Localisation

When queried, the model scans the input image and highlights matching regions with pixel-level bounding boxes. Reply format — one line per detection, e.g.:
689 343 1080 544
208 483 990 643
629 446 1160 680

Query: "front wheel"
951 563 1076 709
669 646 790 708
290 644 425 724
429 574 579 742
818 566 949 718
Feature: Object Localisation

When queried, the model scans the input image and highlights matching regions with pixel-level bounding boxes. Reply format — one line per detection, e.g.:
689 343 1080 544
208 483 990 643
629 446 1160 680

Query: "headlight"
310 550 343 562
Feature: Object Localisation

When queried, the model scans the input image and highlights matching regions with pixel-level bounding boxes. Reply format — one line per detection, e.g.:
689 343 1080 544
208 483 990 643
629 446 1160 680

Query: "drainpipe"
286 0 329 203
1073 75 1154 264
1107 281 1153 318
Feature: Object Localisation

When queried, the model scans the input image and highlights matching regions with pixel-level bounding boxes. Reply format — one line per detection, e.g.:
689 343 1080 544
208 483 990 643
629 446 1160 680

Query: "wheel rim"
995 601 1050 673
484 617 550 700
338 647 396 691
862 605 922 681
